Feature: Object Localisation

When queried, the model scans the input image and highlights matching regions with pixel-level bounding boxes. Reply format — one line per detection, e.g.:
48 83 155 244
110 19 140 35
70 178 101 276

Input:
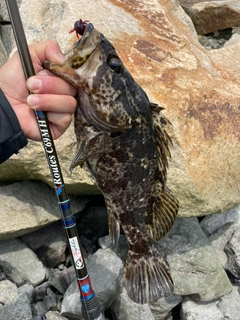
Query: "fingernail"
37 70 49 76
27 95 40 108
27 77 42 91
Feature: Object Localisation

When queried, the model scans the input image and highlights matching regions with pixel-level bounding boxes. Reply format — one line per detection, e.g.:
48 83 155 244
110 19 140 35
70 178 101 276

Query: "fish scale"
44 21 179 304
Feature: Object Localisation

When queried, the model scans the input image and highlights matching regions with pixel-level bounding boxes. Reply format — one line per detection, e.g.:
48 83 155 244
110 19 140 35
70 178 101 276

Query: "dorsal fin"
150 103 173 188
150 103 179 241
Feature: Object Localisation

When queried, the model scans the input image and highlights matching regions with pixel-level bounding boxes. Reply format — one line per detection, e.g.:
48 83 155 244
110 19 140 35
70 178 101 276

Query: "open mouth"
67 23 102 71
74 22 95 48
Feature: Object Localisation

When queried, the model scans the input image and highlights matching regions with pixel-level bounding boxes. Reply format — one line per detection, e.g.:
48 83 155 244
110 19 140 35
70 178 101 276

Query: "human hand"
0 40 77 140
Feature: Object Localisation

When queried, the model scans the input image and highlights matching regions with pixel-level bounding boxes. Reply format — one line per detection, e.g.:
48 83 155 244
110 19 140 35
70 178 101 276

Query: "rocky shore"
1 0 240 319
0 195 240 319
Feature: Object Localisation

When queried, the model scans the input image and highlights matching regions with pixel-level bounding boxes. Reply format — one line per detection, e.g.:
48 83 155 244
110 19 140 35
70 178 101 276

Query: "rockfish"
44 21 179 304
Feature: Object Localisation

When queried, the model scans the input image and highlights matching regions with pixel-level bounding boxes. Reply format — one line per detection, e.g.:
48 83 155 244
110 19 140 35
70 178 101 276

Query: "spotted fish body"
44 22 179 304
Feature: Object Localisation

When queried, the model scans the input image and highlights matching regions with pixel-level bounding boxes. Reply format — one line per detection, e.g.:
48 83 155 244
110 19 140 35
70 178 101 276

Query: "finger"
27 71 77 96
29 40 66 67
47 112 73 139
23 113 72 141
27 93 77 114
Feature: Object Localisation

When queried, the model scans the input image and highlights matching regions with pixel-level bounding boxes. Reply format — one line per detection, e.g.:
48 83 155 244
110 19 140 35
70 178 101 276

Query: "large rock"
224 226 240 278
180 296 224 320
21 222 68 268
180 0 240 34
208 41 240 81
110 288 155 320
0 38 8 67
161 218 232 301
200 205 240 235
0 280 18 304
200 205 240 268
0 238 46 287
0 293 33 320
0 181 88 240
217 285 240 319
1 0 240 217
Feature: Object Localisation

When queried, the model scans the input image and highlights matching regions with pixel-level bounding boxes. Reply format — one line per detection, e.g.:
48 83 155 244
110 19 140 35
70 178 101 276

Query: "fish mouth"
67 23 102 71
75 22 95 49
42 23 104 88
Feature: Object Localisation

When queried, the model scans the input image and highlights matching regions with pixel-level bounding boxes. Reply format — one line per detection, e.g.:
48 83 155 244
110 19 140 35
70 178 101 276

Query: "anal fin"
151 184 179 241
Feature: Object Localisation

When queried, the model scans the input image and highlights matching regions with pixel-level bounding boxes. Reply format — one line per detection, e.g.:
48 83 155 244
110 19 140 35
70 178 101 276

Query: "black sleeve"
0 88 28 164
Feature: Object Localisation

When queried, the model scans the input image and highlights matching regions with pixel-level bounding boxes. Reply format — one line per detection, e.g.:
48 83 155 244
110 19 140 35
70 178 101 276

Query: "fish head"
46 22 149 132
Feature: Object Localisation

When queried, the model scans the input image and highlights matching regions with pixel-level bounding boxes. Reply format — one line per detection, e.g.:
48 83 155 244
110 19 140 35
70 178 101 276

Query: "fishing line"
4 1 105 319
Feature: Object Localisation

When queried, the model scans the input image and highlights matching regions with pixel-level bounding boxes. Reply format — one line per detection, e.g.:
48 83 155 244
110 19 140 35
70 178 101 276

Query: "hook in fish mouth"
74 22 94 49
64 23 103 71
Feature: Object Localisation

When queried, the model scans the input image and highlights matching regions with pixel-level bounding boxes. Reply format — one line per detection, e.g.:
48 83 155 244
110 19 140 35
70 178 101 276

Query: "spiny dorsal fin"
150 103 173 187
150 103 179 240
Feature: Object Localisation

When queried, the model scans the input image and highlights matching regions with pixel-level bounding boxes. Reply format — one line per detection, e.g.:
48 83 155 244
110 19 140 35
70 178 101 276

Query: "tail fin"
124 246 173 304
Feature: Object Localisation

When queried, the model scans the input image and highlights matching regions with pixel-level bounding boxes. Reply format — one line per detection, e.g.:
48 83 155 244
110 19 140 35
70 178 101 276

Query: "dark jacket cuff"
0 88 28 163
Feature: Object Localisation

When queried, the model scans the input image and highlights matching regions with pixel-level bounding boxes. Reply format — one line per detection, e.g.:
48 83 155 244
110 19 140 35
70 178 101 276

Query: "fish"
44 21 179 304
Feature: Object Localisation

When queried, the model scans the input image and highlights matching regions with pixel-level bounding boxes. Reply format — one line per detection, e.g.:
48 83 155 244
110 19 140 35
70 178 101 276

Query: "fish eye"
108 58 122 73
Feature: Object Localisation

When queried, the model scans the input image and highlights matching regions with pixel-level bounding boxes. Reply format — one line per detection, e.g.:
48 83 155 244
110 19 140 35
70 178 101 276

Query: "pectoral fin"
69 130 112 171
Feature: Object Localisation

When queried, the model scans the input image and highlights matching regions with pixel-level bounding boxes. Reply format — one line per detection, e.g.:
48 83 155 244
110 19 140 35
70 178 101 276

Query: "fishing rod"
5 1 105 320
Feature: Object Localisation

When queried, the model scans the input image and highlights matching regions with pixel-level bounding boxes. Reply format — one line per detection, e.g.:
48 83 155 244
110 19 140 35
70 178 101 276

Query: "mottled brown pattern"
134 40 173 63
187 99 240 140
44 22 178 304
